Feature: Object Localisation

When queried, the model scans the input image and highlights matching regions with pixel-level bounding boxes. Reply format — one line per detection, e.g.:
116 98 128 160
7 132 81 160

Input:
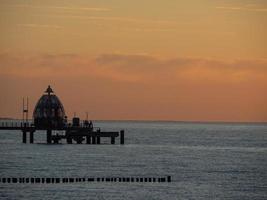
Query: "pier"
0 122 124 145
0 86 125 145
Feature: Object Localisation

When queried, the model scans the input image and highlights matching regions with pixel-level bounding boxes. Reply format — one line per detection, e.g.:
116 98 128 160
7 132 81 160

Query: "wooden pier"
0 86 125 145
0 121 124 145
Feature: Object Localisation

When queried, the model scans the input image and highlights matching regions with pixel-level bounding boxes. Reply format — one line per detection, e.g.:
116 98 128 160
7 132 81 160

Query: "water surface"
0 121 266 199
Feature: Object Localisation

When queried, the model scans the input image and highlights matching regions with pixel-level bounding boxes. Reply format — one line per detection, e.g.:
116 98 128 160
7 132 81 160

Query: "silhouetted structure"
33 86 66 129
0 86 124 145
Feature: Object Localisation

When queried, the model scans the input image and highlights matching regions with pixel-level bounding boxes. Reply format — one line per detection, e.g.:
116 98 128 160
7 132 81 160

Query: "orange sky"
0 0 267 122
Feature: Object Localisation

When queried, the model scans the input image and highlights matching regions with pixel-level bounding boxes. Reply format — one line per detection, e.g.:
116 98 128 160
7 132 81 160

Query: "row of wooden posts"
0 176 171 184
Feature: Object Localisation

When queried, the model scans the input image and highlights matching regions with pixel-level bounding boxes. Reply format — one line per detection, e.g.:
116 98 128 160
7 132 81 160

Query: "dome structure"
33 86 66 129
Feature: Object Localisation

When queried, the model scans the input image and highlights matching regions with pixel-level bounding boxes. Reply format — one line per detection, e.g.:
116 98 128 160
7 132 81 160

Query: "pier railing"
0 120 32 127
0 120 100 131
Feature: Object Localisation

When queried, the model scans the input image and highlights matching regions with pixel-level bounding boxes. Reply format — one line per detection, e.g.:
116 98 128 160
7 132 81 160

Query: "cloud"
0 53 266 85
95 54 267 84
7 4 173 24
216 6 267 12
17 24 62 29
43 14 175 25
27 14 178 33
0 53 266 121
9 4 111 12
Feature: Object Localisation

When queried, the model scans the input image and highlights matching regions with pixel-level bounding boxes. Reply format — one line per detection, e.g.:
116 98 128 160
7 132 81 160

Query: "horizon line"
0 117 266 124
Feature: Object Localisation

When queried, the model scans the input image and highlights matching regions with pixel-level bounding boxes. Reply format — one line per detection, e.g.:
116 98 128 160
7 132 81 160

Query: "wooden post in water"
30 131 34 143
97 136 101 144
86 136 91 144
120 130 124 144
96 129 101 144
92 136 96 144
67 137 72 144
111 137 115 144
47 129 52 144
22 130 27 143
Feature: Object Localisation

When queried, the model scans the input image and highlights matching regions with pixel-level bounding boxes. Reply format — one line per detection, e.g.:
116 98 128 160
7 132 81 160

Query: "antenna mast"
22 97 29 123
86 112 88 121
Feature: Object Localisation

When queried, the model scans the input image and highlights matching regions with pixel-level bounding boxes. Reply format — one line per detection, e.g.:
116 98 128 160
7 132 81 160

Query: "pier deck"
0 121 124 145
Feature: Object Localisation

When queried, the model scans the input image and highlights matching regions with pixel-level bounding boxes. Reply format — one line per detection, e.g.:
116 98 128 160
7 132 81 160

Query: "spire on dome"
45 85 53 95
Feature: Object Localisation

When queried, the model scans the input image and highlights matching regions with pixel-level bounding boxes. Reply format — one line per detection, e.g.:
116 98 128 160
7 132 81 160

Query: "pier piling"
97 136 101 144
47 129 52 144
86 136 91 144
67 137 72 144
92 136 96 144
30 131 34 143
120 130 124 144
111 137 115 144
22 131 27 143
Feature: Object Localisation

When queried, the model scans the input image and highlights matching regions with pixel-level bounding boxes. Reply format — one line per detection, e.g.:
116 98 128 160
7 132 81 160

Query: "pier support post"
120 130 124 145
111 137 115 144
92 136 96 144
86 136 91 144
47 129 52 144
97 136 101 144
30 131 34 143
67 137 72 144
22 131 27 143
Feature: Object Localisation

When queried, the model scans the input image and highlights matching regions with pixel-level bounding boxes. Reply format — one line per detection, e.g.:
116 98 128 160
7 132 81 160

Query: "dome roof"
33 86 66 128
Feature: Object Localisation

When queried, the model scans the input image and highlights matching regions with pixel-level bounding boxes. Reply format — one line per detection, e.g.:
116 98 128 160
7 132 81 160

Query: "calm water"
0 121 266 200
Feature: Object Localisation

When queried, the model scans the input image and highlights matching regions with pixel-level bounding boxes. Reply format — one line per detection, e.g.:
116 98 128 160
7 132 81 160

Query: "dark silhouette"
0 86 125 145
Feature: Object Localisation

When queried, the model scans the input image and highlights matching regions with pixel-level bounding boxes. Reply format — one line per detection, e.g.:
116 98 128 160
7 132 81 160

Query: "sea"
0 121 266 200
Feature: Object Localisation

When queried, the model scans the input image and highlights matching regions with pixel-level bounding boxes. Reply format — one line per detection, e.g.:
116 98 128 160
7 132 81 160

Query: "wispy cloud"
17 24 62 29
0 53 266 84
8 4 111 12
3 4 175 26
45 14 175 24
216 6 267 12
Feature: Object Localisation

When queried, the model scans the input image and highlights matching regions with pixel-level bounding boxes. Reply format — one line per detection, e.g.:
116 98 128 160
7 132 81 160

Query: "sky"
0 0 266 122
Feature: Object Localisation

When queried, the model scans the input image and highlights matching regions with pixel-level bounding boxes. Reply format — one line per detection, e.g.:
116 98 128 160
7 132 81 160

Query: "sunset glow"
0 0 266 122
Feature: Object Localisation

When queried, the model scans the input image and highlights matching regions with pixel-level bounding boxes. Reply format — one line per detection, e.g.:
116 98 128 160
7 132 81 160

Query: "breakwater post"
0 176 171 184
